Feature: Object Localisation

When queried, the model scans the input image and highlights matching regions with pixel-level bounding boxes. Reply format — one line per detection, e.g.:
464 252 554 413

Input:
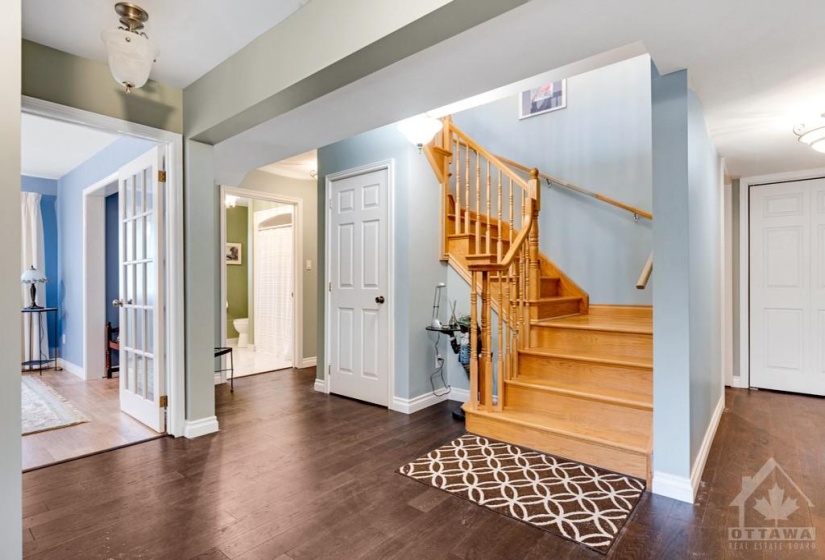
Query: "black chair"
106 322 119 378
214 347 235 393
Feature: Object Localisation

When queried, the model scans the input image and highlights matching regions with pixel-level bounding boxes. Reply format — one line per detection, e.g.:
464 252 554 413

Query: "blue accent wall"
57 137 156 368
105 193 119 329
21 176 58 347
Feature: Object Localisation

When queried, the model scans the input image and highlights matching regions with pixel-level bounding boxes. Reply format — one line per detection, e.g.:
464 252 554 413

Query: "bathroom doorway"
220 188 302 380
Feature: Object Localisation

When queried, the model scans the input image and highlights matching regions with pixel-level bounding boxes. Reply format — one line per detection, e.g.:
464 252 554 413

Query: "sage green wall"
1 3 22 556
22 40 183 134
233 172 318 361
226 206 249 338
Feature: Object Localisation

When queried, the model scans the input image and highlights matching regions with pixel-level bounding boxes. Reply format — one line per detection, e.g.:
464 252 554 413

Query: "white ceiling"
21 113 120 179
215 0 825 183
22 0 310 88
259 150 317 180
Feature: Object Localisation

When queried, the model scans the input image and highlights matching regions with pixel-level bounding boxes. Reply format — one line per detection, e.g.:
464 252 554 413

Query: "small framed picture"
519 80 567 119
226 243 242 265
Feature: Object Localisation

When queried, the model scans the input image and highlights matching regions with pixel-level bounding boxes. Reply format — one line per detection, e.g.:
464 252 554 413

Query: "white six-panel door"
117 147 166 431
750 179 825 395
328 167 390 406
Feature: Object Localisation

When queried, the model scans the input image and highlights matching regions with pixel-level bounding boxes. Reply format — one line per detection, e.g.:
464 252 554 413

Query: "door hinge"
158 170 167 183
329 196 332 210
159 395 168 408
329 282 332 292
328 365 331 377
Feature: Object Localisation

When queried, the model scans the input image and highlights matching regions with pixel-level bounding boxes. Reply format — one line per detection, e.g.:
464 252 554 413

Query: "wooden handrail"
636 251 653 289
496 154 653 221
449 123 530 192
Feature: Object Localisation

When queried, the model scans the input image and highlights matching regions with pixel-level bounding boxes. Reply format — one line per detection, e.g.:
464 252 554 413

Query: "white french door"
750 178 825 395
328 166 390 406
117 147 166 431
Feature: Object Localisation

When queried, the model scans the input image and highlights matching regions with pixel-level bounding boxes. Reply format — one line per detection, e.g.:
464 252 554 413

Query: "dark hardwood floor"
22 370 160 471
22 370 825 559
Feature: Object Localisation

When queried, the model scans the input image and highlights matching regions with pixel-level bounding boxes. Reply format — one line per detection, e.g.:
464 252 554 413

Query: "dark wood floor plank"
22 371 825 559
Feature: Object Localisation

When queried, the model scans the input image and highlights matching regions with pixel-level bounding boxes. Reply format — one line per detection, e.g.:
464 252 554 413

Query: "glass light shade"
397 115 443 147
101 28 158 91
811 138 825 153
797 125 825 146
21 266 47 284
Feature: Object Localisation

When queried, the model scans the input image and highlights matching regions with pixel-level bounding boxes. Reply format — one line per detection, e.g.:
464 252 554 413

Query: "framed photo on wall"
519 80 567 119
226 243 242 265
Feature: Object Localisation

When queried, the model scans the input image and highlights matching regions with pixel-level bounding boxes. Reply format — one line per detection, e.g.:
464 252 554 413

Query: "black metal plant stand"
21 307 59 374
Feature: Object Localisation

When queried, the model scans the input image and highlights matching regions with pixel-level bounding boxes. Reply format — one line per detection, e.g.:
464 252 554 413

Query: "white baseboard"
58 359 85 380
301 357 317 369
313 378 327 393
729 376 748 389
390 392 450 415
449 387 470 403
183 416 219 438
652 393 725 504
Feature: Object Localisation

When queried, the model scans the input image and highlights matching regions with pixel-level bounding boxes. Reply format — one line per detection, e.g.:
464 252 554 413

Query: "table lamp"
431 282 446 328
21 266 47 309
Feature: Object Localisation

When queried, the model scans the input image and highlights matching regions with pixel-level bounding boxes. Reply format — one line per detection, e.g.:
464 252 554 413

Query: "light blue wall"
687 89 722 464
651 66 723 483
105 193 119 329
21 176 59 344
453 55 653 304
57 137 156 367
317 124 447 400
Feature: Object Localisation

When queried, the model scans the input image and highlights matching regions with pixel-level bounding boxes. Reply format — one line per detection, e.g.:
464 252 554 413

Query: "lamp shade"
101 28 158 91
397 115 443 147
21 266 47 284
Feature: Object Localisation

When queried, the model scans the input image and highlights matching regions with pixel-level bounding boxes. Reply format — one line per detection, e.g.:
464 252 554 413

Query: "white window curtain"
254 211 294 361
21 193 49 365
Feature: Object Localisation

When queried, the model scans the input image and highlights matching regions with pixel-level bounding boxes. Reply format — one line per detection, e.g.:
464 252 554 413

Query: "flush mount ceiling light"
794 115 825 153
397 115 444 151
101 2 159 94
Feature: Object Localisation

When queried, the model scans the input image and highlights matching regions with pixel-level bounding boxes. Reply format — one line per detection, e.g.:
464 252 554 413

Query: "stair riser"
491 277 560 298
518 353 652 399
504 383 652 435
530 327 652 361
588 305 653 320
466 411 648 480
532 299 581 320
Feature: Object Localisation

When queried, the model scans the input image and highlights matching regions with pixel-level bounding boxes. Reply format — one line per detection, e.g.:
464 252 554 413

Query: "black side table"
21 307 60 374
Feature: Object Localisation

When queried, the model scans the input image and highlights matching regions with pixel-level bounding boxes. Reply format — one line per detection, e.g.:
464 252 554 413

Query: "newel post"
528 169 541 303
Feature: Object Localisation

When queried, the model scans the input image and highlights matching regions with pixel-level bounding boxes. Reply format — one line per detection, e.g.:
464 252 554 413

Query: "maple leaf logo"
753 484 799 521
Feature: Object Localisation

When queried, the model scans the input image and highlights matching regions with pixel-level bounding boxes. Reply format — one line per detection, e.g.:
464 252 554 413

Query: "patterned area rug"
399 434 645 554
22 375 89 435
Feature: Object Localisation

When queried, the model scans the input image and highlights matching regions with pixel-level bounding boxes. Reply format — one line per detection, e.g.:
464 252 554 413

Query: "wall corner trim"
183 416 220 439
652 471 694 503
58 359 85 380
301 357 317 369
313 378 327 393
390 392 449 415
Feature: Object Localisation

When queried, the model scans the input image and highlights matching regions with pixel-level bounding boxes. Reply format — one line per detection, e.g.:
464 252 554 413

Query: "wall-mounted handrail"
496 154 653 221
636 251 653 289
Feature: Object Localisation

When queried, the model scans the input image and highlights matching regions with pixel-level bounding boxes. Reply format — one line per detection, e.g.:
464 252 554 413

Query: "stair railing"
424 118 541 413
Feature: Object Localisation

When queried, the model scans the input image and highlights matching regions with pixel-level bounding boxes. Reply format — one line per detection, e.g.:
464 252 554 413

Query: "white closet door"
254 207 294 360
750 179 825 395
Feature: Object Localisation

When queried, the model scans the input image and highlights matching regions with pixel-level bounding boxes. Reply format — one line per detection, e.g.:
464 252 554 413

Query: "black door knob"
375 296 385 304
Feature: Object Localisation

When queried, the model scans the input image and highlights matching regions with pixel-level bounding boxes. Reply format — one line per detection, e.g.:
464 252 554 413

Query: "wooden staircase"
425 117 654 481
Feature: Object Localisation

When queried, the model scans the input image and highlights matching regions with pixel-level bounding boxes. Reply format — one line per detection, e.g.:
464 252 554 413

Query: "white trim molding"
58 359 84 380
301 357 317 369
652 394 725 504
183 416 220 438
449 387 470 403
390 392 449 415
313 378 327 393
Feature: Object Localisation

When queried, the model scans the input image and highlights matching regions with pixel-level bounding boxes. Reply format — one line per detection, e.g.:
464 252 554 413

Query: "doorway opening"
20 98 184 471
220 188 302 379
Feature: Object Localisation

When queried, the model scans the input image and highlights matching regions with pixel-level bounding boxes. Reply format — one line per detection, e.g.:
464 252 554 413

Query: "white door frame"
23 96 186 438
80 172 118 382
737 166 825 390
219 186 304 378
322 160 395 407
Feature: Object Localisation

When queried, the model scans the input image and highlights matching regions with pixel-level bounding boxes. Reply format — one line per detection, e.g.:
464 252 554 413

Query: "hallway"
22 370 825 559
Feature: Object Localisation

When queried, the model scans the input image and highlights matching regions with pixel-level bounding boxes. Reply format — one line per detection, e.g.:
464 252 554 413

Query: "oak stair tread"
519 347 652 370
533 313 652 335
506 376 652 410
465 406 650 455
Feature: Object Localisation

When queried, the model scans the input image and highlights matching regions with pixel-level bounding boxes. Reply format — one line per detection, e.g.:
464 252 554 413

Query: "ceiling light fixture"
225 195 238 208
101 2 159 94
397 115 443 152
794 116 825 153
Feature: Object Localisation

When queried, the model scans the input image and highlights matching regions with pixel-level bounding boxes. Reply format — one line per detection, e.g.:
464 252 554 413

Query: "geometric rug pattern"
399 434 645 554
22 375 89 436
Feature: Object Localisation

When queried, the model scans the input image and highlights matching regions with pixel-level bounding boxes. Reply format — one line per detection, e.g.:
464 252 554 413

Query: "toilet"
234 318 249 348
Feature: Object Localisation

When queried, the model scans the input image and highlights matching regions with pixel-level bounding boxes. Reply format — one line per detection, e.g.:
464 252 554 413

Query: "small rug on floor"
22 375 89 435
398 434 645 554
